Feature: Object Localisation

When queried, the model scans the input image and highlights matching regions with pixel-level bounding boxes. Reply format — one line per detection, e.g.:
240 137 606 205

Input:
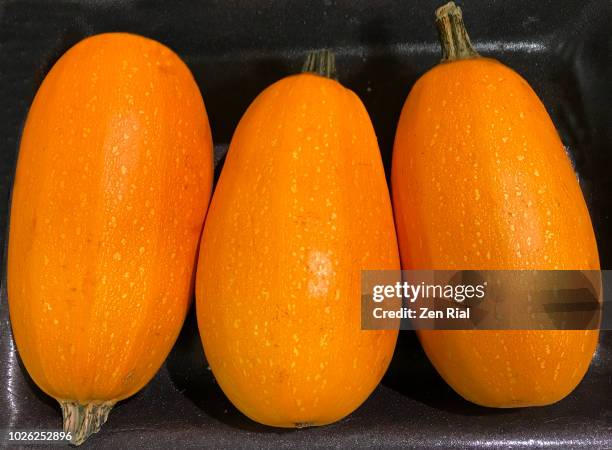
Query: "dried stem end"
302 49 337 80
59 400 114 446
435 2 480 62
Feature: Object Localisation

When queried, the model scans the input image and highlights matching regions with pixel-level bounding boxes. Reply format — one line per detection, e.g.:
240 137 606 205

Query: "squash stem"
59 400 114 446
435 2 480 62
302 49 337 80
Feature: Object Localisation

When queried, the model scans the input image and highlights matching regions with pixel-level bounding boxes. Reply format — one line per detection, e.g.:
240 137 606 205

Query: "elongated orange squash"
8 32 213 443
196 51 399 427
392 3 600 407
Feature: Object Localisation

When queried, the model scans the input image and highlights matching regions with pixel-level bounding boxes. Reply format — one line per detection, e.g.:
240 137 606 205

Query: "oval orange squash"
7 32 213 443
196 51 399 427
392 3 600 407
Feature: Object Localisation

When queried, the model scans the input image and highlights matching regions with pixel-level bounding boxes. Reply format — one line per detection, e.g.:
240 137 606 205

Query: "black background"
0 0 610 448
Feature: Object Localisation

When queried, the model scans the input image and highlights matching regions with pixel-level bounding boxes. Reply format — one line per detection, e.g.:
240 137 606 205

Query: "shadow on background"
165 302 295 434
15 355 60 414
381 330 515 417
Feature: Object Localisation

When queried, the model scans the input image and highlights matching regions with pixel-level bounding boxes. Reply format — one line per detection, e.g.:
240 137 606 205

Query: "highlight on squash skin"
196 50 399 428
7 32 213 444
391 2 600 408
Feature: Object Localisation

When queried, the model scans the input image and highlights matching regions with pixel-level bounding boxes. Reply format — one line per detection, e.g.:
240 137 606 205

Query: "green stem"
302 49 337 79
59 400 114 446
435 2 480 62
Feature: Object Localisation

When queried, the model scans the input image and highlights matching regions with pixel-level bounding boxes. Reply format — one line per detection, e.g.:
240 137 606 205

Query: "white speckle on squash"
307 250 333 297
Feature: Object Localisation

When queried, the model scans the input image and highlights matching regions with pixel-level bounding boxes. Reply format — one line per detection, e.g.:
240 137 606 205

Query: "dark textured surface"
0 0 611 448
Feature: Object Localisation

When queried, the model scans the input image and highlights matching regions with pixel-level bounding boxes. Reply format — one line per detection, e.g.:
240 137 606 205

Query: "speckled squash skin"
8 33 213 404
196 72 399 427
392 56 600 407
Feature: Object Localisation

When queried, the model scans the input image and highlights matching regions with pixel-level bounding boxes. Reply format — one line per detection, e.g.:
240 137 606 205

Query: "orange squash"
392 2 600 407
196 50 399 427
8 32 213 443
